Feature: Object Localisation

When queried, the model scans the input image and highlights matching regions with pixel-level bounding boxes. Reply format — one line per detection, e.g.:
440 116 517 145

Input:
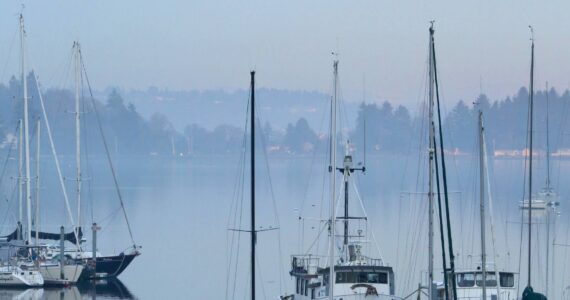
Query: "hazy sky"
0 1 569 107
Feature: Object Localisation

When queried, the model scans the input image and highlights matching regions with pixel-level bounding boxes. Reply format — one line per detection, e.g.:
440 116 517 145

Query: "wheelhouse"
318 265 396 295
455 271 516 288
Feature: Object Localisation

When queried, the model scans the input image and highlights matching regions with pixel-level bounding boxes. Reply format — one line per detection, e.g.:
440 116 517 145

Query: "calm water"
1 153 569 299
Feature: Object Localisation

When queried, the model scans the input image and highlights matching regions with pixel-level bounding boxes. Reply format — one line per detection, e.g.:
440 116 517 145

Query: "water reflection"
0 279 135 300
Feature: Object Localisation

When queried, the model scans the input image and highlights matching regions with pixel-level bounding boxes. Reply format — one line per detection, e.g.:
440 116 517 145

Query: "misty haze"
0 1 568 300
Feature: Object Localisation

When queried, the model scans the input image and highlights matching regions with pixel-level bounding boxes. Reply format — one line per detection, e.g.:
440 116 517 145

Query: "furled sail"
2 227 83 244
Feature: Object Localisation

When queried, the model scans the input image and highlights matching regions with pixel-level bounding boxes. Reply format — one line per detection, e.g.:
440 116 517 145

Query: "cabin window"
336 271 388 284
457 273 475 287
499 273 515 287
475 272 497 287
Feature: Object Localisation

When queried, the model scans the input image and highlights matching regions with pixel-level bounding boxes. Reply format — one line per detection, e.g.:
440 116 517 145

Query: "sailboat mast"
527 26 535 288
18 119 23 237
35 118 40 245
343 143 349 249
478 110 487 299
20 14 32 243
74 42 83 232
428 24 435 300
545 81 550 190
545 81 551 298
250 70 256 300
329 59 338 300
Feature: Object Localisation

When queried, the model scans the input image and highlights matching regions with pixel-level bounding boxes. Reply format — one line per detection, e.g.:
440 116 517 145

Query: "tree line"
0 75 566 156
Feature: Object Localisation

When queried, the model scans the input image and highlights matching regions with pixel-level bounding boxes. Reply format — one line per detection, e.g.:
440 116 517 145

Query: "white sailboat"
13 13 84 286
0 14 45 287
282 60 401 300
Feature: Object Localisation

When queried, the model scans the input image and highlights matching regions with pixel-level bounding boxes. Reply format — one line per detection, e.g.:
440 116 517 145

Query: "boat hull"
0 268 43 287
39 263 84 285
284 293 399 300
78 252 139 279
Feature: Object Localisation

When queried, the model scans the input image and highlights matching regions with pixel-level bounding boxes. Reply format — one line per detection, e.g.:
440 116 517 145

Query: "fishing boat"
282 60 401 300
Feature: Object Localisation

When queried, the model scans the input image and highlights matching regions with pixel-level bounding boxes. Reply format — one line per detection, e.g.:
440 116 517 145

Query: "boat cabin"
437 270 518 300
287 255 397 300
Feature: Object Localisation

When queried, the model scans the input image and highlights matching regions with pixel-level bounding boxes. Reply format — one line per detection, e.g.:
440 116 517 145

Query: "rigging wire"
0 124 19 232
77 65 95 226
225 86 250 300
297 96 329 254
350 177 384 262
257 112 286 295
0 123 19 194
32 72 79 247
80 53 137 248
0 25 18 84
516 80 532 295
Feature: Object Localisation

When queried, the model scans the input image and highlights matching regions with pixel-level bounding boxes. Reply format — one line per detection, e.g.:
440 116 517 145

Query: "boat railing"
346 254 384 267
291 254 385 271
291 255 321 273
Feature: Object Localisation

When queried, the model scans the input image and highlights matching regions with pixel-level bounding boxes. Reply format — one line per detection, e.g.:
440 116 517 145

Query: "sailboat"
0 13 45 287
4 37 139 280
439 110 518 300
520 82 560 298
38 41 141 280
282 60 400 300
520 26 547 300
422 23 459 300
0 13 85 286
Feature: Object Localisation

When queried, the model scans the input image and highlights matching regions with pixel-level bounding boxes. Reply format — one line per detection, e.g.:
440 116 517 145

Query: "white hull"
39 263 84 285
288 293 399 300
454 288 517 300
0 267 43 287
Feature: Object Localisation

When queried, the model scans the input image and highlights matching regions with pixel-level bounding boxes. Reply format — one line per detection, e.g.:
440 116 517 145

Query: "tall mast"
20 14 32 243
329 59 338 300
527 26 535 289
343 144 349 249
338 141 365 260
74 42 83 233
545 81 550 190
18 119 23 238
35 118 40 245
545 81 551 298
250 70 256 300
478 110 487 299
427 24 435 300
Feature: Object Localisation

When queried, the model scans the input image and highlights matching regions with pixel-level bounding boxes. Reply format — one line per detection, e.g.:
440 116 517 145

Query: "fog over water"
27 153 558 299
0 146 566 299
1 2 570 299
